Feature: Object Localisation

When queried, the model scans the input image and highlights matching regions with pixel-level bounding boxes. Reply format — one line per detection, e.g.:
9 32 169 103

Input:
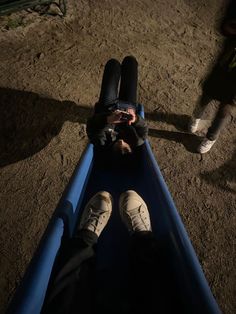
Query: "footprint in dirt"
0 87 92 167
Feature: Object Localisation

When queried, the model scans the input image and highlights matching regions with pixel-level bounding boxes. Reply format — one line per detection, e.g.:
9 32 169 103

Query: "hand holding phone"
119 111 133 121
107 109 136 124
126 108 136 125
107 111 124 124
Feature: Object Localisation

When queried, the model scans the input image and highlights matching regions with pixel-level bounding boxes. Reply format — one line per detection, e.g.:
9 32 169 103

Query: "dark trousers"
193 94 233 140
42 229 98 314
42 230 178 314
95 56 138 112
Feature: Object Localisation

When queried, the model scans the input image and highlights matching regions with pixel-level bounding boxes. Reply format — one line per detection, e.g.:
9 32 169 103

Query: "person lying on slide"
86 56 148 155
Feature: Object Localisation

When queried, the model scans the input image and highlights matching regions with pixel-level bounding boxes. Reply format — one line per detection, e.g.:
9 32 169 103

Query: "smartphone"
120 111 133 121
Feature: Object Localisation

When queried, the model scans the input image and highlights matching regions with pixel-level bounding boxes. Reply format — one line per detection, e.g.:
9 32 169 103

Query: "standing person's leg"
189 93 212 133
198 103 233 153
96 59 121 113
206 103 232 140
119 56 138 103
42 191 113 314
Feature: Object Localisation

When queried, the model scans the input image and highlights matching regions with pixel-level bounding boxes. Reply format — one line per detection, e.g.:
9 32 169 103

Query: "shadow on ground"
201 148 236 194
147 110 235 192
0 87 93 167
148 128 202 153
145 111 202 153
145 111 190 132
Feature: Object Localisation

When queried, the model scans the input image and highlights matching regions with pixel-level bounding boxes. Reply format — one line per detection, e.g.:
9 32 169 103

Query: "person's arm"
126 108 148 139
86 111 124 146
86 113 110 146
132 115 148 140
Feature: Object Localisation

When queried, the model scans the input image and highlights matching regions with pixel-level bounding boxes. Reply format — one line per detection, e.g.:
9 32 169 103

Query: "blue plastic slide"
8 106 220 314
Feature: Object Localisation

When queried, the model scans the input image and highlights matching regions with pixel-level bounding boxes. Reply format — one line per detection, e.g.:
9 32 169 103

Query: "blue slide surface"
8 107 221 314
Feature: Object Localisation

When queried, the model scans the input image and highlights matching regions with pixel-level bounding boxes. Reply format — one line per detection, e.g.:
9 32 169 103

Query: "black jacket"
86 113 148 148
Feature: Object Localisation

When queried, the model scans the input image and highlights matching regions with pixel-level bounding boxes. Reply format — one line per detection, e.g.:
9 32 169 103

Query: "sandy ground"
0 0 235 313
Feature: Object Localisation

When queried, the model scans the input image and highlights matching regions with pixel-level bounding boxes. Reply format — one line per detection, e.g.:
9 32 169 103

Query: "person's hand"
107 109 137 124
107 111 123 124
127 108 136 125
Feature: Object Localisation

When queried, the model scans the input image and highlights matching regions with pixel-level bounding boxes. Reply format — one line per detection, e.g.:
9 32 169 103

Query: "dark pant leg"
42 230 97 314
129 231 182 314
192 93 212 119
119 56 138 103
96 59 121 113
206 103 232 140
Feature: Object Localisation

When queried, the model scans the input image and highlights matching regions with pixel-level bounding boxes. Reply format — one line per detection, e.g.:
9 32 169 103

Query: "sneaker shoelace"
84 205 107 232
128 205 148 231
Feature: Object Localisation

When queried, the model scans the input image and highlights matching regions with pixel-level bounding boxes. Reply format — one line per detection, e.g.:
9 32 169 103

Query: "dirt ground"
0 0 235 313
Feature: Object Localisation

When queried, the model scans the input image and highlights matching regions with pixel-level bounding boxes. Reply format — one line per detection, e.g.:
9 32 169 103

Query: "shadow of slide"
148 128 202 153
0 88 92 167
201 148 236 194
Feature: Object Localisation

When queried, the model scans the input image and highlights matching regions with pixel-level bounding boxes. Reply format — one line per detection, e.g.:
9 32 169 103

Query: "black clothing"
87 56 148 149
206 103 233 140
221 0 236 37
202 39 236 104
98 57 138 106
192 39 235 140
42 230 180 314
41 230 97 314
86 112 148 148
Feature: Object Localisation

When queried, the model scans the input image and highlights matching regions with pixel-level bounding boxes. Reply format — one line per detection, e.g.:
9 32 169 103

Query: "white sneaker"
189 118 201 133
119 190 151 233
198 138 216 154
78 191 113 237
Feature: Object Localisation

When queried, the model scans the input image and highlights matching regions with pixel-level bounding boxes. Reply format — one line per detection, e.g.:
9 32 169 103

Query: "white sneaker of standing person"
78 191 113 237
188 118 201 133
198 138 216 154
119 190 151 233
